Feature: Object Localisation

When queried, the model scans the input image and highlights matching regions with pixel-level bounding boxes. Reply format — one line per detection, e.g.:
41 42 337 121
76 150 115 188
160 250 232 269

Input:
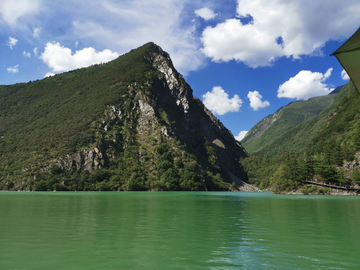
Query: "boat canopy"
332 28 360 92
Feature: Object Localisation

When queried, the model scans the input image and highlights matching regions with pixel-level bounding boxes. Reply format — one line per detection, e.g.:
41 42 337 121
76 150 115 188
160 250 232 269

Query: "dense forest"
241 81 360 194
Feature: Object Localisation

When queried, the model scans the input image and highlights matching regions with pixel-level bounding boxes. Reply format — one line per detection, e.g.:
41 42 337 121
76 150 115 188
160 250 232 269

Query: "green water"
1 192 360 269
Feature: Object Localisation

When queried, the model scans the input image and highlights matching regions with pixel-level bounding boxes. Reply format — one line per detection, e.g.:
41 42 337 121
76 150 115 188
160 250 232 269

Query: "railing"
304 178 360 191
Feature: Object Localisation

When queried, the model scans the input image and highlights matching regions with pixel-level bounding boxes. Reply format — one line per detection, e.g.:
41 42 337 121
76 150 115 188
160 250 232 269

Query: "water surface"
1 192 359 269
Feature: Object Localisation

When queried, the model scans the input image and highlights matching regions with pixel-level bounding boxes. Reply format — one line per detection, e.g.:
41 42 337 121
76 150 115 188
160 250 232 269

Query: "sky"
1 0 359 141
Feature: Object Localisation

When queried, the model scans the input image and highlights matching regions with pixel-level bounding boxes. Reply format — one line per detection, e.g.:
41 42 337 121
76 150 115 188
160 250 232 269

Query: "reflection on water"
0 192 360 269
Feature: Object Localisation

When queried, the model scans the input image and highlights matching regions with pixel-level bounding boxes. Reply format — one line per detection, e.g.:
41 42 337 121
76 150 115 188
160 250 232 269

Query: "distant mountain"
242 83 354 157
329 85 345 95
240 80 359 193
0 43 248 191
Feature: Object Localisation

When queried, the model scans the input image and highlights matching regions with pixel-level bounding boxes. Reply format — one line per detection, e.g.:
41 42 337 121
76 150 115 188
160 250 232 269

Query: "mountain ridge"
242 94 336 154
0 42 248 191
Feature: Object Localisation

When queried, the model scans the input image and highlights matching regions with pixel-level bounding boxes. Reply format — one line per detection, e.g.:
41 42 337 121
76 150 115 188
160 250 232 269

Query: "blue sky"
1 0 359 140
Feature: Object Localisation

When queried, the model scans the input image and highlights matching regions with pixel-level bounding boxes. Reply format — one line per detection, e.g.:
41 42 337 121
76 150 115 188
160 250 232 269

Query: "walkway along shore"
303 178 360 194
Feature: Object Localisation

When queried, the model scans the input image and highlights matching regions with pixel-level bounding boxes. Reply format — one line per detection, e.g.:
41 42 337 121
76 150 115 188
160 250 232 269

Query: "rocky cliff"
0 43 248 191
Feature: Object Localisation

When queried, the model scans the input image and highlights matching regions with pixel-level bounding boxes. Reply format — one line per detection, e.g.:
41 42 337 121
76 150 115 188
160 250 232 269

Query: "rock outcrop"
0 42 249 191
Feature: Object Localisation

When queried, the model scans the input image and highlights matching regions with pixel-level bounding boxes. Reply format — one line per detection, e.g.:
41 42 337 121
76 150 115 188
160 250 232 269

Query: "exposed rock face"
342 152 360 178
144 44 248 176
0 42 248 191
61 149 103 172
66 43 247 186
243 109 281 143
146 45 190 117
228 172 261 192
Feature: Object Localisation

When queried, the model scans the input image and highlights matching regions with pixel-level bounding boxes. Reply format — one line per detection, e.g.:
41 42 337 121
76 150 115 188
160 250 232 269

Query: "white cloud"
7 65 19 73
44 72 55 78
277 68 333 100
247 91 270 111
202 86 242 115
0 0 40 25
201 0 360 68
72 0 205 75
195 7 217 20
235 131 248 141
7 37 18 49
201 19 283 67
23 51 31 57
1 0 205 75
40 42 119 72
341 69 350 80
33 27 41 37
33 47 38 56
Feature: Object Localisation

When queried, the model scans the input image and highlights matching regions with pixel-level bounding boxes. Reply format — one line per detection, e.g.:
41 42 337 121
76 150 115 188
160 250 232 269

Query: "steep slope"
240 81 359 192
307 81 360 158
242 94 336 155
254 82 355 157
0 43 248 191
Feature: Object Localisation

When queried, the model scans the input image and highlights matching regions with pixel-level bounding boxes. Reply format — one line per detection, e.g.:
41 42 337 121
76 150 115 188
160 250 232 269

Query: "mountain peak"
0 42 248 191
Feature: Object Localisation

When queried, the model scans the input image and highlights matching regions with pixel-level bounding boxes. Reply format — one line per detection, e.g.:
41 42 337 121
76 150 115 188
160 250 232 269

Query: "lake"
1 191 359 269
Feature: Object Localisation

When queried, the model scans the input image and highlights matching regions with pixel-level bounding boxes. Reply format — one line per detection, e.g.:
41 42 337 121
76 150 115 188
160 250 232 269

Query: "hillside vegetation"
0 43 247 191
241 81 360 193
242 84 354 157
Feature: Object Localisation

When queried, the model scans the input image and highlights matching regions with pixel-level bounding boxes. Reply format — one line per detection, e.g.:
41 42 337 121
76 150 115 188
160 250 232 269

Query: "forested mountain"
242 84 354 157
241 81 360 193
0 43 248 191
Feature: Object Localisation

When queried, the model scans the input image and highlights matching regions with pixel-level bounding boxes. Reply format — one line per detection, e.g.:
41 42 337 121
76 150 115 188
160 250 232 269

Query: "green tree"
353 128 360 152
49 164 63 175
300 155 314 179
126 172 147 190
179 169 202 191
351 169 360 185
285 153 301 182
313 153 336 182
270 165 297 193
35 181 48 191
160 168 180 190
324 139 343 166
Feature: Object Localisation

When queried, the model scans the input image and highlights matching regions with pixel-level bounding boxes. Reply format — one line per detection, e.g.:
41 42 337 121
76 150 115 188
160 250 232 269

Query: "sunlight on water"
0 192 359 269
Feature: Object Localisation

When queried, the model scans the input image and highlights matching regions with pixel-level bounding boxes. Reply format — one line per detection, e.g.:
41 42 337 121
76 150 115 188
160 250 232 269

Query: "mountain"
306 81 360 158
329 85 345 95
240 80 360 193
0 43 248 191
241 83 354 157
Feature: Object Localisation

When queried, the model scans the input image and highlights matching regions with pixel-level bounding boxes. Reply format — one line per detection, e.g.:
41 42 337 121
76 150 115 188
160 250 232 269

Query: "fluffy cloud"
201 19 283 67
202 86 242 115
71 0 205 75
235 131 248 141
0 0 203 73
247 91 270 111
40 42 119 72
7 37 18 49
277 68 333 100
23 51 30 57
195 7 217 20
201 0 360 67
341 69 350 80
7 65 19 73
1 0 201 73
0 0 40 25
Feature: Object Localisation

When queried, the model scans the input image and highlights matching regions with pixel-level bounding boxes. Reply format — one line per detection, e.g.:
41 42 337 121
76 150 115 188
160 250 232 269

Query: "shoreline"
278 188 359 196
